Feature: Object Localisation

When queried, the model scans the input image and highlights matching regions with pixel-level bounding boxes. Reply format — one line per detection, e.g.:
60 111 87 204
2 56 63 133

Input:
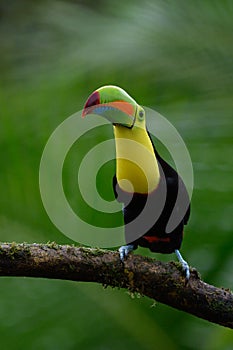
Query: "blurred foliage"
0 0 233 349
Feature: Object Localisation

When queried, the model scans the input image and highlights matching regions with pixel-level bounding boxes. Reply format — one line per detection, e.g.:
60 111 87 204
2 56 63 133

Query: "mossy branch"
0 242 232 328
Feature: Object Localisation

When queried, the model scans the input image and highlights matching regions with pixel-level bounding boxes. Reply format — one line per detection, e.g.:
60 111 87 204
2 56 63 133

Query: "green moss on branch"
0 242 232 329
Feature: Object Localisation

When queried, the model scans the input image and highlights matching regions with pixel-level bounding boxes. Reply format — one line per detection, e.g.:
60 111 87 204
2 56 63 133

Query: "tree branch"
0 242 232 328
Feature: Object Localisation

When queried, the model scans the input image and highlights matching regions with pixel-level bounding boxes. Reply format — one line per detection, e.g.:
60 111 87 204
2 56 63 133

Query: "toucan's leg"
175 249 190 280
119 244 135 261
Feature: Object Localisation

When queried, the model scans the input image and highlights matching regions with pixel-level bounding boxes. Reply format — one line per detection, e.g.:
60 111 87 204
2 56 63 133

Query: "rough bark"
0 242 232 328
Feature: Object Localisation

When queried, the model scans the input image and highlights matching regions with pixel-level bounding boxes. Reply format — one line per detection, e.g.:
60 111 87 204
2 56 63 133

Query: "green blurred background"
0 0 233 349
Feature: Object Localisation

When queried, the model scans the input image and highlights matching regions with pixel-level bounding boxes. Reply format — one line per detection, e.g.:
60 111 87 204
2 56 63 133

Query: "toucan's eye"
138 110 144 120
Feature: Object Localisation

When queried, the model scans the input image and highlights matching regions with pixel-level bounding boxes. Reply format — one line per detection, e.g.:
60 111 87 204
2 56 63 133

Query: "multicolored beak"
82 85 137 128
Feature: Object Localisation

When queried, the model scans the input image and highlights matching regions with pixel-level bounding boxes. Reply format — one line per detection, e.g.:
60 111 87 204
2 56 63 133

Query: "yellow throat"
113 125 160 194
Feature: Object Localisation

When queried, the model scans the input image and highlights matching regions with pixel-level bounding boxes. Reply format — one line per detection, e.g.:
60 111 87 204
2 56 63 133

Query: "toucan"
82 85 191 280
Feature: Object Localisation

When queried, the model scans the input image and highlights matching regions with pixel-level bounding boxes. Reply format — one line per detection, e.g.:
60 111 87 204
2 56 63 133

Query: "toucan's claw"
119 244 135 262
182 261 190 281
175 249 190 281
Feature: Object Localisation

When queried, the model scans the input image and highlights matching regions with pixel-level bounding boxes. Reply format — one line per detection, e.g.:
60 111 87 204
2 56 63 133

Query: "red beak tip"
82 91 100 119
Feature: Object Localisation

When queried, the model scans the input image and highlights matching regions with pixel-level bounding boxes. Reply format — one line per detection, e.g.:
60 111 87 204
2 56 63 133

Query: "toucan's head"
82 85 145 129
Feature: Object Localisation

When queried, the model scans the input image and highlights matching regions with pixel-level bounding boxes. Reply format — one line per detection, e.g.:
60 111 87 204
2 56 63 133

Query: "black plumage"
113 132 190 254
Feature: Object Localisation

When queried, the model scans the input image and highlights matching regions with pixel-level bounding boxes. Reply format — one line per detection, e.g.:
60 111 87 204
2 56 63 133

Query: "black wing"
148 132 191 226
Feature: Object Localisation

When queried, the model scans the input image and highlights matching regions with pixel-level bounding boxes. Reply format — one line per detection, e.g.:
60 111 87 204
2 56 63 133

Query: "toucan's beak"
82 91 136 128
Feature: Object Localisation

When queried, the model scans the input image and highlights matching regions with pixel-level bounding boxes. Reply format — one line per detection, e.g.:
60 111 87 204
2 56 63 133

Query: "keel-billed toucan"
82 85 191 280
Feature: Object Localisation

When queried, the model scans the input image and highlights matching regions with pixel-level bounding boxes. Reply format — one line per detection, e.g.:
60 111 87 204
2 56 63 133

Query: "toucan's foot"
175 249 190 281
119 244 135 261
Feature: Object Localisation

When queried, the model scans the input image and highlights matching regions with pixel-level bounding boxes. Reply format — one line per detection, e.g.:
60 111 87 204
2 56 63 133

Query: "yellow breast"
113 125 160 194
